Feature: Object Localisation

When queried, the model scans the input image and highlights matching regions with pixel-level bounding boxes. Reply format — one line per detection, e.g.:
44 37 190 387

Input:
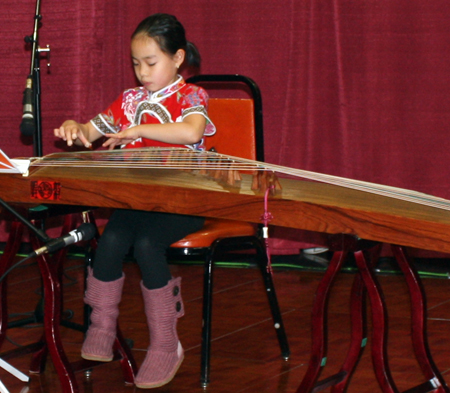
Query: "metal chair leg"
200 250 214 387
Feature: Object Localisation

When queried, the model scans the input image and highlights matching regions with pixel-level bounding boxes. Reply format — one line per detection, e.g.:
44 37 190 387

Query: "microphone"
32 223 96 257
19 76 35 136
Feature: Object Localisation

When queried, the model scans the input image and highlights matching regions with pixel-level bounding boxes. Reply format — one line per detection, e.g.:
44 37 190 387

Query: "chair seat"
171 218 256 248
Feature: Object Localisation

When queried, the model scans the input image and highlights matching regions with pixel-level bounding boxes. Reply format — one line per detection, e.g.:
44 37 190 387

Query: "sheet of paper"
0 150 30 174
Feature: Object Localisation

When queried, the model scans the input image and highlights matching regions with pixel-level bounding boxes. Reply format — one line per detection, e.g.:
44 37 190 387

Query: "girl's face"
131 34 184 93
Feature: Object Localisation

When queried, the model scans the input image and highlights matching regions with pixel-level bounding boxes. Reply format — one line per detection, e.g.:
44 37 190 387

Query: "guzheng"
1 147 450 253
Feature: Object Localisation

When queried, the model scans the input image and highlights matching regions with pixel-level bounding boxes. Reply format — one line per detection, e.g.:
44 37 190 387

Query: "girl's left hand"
102 127 140 149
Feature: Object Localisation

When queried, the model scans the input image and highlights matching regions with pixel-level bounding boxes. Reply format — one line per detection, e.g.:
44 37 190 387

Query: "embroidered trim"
90 114 119 135
151 76 184 101
135 102 172 124
182 106 206 118
183 106 216 136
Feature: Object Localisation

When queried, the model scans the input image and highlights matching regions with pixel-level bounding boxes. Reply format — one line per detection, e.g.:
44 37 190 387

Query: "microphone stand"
16 0 53 324
1 4 51 385
14 0 52 322
21 0 50 158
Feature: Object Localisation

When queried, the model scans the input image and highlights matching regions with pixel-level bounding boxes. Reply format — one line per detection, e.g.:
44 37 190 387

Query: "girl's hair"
132 13 201 69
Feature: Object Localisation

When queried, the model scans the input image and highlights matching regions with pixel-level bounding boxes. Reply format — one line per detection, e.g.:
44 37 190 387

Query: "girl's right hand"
54 120 92 148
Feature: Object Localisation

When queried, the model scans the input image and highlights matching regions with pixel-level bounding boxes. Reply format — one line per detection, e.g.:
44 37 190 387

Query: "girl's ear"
174 49 185 68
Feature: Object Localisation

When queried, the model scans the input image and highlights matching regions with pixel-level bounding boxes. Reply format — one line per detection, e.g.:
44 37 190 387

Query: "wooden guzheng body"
0 147 450 253
1 147 450 393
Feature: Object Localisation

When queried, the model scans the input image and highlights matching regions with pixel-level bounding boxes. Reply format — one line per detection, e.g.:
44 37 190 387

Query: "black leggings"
92 209 204 289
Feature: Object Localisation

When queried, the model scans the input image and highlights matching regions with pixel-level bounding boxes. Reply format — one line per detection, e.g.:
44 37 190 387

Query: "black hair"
132 13 201 69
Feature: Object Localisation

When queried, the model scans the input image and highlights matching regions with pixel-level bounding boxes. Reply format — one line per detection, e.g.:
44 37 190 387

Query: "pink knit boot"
81 269 125 362
135 277 185 389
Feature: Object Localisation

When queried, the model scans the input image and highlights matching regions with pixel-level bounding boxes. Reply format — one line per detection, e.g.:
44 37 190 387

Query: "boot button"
173 286 180 296
176 301 182 312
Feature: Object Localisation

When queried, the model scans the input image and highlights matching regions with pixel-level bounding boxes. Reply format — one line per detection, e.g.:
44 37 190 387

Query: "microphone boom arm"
0 197 50 243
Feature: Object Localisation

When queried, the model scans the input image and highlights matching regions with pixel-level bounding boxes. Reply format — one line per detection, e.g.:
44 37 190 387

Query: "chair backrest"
187 74 264 162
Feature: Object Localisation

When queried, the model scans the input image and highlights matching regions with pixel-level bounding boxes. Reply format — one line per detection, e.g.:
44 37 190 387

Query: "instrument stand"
296 234 449 393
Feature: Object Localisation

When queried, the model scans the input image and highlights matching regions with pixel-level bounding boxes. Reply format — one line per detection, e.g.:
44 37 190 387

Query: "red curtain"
1 0 450 252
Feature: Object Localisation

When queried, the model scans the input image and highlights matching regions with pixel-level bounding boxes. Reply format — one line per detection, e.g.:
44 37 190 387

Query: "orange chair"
170 74 290 387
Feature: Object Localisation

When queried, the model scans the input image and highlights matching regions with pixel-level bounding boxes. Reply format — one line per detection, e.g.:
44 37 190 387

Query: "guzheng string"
31 147 450 211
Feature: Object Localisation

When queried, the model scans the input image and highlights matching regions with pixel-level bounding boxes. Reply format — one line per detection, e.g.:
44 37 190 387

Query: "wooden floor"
1 253 450 393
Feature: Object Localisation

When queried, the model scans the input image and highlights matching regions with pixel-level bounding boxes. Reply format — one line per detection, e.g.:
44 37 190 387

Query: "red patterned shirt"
90 76 216 150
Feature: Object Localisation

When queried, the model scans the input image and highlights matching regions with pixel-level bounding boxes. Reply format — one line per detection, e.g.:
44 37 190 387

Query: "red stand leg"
30 213 137 392
295 250 349 393
297 235 376 393
331 271 367 393
296 235 449 393
391 245 449 393
35 249 79 393
353 249 399 393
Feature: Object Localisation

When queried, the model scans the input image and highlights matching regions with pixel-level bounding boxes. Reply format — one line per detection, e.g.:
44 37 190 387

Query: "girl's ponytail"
185 41 201 69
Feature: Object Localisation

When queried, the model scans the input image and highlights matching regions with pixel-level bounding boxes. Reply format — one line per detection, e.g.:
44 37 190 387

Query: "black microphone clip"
32 223 96 257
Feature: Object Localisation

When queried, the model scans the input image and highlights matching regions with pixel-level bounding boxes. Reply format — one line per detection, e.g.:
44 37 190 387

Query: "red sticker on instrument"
31 181 61 200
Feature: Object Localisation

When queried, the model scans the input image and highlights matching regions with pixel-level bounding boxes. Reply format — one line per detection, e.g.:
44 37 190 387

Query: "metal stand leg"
0 357 29 393
0 379 9 393
0 358 29 383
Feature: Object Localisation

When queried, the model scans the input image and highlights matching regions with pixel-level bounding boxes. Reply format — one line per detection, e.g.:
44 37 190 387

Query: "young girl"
54 13 215 389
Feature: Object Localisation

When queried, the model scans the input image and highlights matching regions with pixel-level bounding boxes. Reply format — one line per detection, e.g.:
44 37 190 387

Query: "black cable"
0 254 38 284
